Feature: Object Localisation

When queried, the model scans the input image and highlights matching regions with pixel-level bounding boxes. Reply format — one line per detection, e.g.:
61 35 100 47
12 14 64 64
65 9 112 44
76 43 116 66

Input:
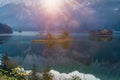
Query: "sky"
0 0 120 31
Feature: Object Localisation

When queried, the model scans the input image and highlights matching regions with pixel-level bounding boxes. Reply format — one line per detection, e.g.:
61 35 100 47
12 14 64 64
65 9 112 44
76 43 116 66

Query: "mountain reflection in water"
0 36 11 44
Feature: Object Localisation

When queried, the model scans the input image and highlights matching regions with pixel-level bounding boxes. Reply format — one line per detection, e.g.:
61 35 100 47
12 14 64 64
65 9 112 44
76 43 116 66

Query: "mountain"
0 3 103 32
0 3 43 31
0 2 120 32
0 3 98 32
91 1 120 31
0 23 12 33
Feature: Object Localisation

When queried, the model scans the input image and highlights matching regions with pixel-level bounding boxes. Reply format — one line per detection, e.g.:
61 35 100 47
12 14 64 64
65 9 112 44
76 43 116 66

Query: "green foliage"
0 54 27 80
71 75 81 80
43 67 53 80
0 69 27 80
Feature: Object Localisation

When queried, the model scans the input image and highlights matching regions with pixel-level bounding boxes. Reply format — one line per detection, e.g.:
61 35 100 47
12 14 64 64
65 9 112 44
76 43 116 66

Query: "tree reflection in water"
44 40 71 49
89 35 112 42
31 39 92 66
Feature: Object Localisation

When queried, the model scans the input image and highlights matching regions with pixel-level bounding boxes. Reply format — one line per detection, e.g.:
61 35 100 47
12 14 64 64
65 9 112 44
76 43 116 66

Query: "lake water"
0 32 120 80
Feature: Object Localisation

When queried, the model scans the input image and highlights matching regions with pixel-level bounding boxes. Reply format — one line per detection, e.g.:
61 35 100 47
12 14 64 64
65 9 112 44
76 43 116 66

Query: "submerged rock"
0 23 13 34
49 70 100 80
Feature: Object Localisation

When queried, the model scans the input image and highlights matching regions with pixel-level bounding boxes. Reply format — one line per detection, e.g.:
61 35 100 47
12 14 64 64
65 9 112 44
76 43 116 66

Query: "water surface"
0 32 120 80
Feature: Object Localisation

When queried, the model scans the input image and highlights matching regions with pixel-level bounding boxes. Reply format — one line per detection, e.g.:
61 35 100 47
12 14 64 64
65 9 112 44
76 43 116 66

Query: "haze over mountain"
0 0 120 32
0 3 43 31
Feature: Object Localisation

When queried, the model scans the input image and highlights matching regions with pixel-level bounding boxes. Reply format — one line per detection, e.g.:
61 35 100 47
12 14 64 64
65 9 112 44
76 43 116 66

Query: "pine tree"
1 53 17 70
1 53 10 70
43 66 53 80
29 64 39 80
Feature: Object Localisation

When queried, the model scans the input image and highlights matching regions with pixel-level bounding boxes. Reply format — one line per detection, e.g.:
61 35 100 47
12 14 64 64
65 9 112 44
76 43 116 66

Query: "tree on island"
59 31 71 39
46 33 57 40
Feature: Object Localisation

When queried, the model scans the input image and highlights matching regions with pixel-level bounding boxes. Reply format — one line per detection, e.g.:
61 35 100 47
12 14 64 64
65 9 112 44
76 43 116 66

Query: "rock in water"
49 69 100 80
0 23 13 34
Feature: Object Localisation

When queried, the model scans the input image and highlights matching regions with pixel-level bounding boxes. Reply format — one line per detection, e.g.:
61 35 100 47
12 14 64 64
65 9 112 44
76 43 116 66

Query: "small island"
32 31 71 43
0 23 13 34
89 29 112 36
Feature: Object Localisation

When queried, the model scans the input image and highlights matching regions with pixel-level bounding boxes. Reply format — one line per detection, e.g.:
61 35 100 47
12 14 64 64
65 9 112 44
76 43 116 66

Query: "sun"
44 0 61 8
40 0 64 15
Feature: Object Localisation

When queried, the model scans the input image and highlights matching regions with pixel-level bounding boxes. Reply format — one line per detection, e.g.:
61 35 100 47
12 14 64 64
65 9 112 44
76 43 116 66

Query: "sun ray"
33 0 95 32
